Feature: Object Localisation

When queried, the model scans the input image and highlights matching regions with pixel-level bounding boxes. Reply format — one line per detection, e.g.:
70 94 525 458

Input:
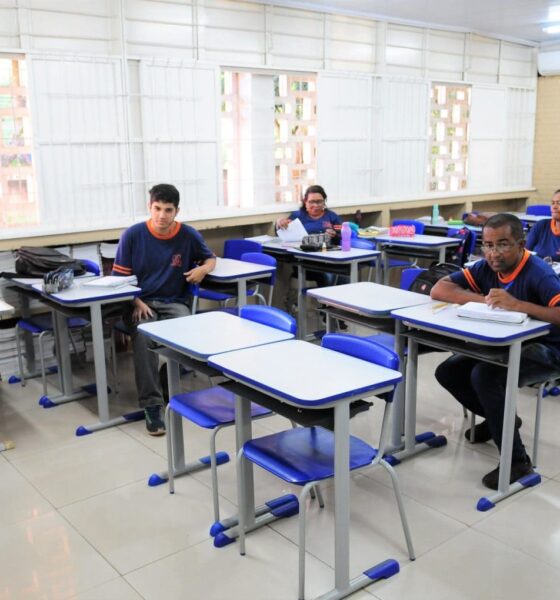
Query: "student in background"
113 183 216 436
525 189 560 262
431 213 560 489
276 185 342 237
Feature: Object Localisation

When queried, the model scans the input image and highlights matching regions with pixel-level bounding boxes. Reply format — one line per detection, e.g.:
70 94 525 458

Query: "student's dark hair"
483 213 524 241
554 189 560 195
300 185 327 211
149 184 180 208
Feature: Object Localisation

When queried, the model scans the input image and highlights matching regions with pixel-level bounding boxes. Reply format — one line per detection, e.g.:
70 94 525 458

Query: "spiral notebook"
456 301 528 324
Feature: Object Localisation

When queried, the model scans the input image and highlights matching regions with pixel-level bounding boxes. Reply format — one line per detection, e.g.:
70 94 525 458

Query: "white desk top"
205 257 275 281
307 282 432 316
31 281 140 305
287 247 379 263
138 311 294 361
208 339 402 407
374 234 461 247
0 299 15 317
391 302 550 344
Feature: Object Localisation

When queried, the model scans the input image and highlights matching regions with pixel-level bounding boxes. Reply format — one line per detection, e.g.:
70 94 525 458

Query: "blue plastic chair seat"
243 426 378 485
170 386 271 429
18 314 89 334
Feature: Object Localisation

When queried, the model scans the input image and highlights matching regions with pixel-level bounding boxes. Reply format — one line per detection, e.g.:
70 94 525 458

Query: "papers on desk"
245 235 278 243
83 275 138 288
277 218 307 242
456 301 528 324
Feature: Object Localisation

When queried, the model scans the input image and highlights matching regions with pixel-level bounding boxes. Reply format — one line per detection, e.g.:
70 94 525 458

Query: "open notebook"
456 301 528 324
83 275 138 289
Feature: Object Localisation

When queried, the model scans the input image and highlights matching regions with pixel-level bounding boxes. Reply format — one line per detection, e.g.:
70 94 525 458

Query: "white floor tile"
11 430 166 507
0 511 117 600
373 528 560 600
70 577 144 600
61 475 236 574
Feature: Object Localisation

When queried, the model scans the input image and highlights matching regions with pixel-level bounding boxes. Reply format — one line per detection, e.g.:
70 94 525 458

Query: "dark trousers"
435 343 560 461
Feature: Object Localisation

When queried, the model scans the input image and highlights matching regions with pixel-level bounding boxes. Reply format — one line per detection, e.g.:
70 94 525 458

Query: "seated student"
276 185 343 288
525 189 560 261
112 183 216 436
431 213 560 490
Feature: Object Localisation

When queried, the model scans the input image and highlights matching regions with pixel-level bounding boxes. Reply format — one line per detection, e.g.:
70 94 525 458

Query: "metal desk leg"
382 248 389 285
237 279 247 308
389 321 406 451
349 262 358 283
388 332 447 463
297 264 307 340
438 247 445 264
477 341 541 511
75 304 143 435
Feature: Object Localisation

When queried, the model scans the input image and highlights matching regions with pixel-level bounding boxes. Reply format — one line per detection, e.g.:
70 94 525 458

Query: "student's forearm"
506 300 560 326
430 279 484 304
201 257 216 274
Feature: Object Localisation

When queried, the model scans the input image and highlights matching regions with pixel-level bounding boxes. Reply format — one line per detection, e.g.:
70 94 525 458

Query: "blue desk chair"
240 251 276 305
13 259 101 398
351 237 379 281
164 305 297 523
191 239 263 313
236 334 415 599
526 204 551 216
383 220 426 278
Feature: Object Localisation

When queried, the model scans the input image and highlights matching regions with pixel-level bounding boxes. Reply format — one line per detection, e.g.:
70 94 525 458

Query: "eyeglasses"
481 241 518 253
306 199 325 205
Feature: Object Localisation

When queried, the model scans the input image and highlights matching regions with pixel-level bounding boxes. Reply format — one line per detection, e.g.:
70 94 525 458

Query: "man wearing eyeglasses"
431 213 560 489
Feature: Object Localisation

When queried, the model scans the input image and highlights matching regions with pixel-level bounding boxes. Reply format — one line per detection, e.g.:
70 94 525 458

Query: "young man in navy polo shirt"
113 184 216 435
431 213 560 489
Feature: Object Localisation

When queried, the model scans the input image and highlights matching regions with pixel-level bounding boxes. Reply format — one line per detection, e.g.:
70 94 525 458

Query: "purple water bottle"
341 222 351 251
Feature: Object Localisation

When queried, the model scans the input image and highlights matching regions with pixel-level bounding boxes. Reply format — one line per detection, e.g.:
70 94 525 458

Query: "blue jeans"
435 342 560 460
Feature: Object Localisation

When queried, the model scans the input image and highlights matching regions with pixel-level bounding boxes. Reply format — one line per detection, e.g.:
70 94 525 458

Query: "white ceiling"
254 0 560 46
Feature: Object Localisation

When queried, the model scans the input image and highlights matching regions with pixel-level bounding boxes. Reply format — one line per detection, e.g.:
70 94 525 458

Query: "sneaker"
481 454 534 490
144 404 166 436
465 415 522 444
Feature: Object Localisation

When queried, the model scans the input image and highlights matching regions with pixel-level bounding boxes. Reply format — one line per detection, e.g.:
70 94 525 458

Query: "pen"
431 302 449 313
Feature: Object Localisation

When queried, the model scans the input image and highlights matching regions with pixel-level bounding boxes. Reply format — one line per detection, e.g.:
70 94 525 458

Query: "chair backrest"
240 251 276 286
240 305 296 334
81 259 101 275
400 268 426 291
392 219 425 234
322 333 399 370
446 227 476 266
223 239 262 260
351 237 376 250
526 204 551 216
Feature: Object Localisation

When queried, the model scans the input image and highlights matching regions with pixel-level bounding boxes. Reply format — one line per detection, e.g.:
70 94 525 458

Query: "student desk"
374 234 460 284
391 302 549 511
202 257 276 307
307 281 434 451
208 339 402 600
27 280 142 434
262 241 380 339
137 311 294 485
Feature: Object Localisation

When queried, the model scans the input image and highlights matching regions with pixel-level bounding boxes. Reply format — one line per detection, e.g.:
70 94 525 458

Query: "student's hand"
485 288 520 311
325 228 336 238
184 266 209 284
132 298 153 322
276 217 291 230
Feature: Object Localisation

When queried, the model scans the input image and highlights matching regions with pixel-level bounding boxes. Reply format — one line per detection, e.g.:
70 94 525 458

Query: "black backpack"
409 262 461 295
446 227 474 267
15 246 86 277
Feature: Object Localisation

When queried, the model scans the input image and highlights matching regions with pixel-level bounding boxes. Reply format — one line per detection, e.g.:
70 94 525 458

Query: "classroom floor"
2 326 560 600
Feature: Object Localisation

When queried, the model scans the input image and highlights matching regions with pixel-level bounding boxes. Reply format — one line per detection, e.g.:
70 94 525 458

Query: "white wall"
0 0 538 238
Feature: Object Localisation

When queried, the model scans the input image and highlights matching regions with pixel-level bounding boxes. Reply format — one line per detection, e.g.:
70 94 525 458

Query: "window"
428 83 471 192
221 70 317 208
0 56 38 228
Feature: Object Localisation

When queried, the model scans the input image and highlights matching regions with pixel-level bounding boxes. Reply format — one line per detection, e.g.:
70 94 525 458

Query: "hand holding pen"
485 287 518 310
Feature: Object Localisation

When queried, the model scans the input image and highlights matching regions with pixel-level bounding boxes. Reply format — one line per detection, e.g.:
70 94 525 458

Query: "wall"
531 75 560 203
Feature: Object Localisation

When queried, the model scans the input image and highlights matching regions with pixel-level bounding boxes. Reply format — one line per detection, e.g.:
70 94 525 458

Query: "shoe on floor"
145 404 166 436
465 415 522 443
481 454 534 490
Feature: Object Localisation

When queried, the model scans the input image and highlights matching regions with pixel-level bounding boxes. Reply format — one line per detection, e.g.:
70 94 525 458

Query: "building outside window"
0 56 38 228
221 70 316 208
428 83 471 192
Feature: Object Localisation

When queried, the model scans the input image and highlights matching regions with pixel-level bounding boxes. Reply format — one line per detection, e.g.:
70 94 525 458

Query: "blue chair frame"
164 305 296 523
236 334 415 599
526 204 551 216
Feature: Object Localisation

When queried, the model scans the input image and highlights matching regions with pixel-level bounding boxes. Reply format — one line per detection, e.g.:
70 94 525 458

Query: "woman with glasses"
525 189 560 262
276 185 342 237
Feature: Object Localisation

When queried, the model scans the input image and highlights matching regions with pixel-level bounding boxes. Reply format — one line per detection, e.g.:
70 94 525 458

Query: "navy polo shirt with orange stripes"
450 249 560 344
